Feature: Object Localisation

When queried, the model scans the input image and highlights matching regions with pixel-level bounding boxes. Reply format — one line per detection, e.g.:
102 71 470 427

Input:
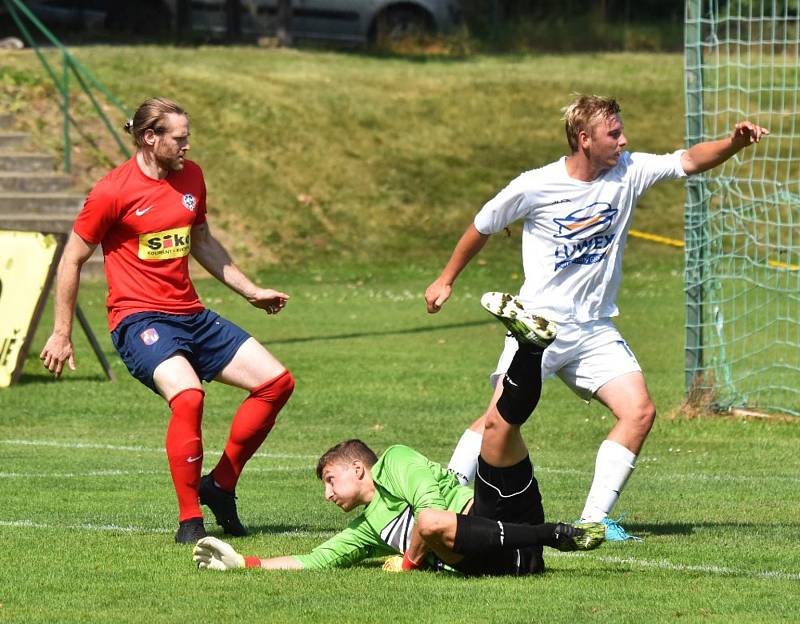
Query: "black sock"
452 515 559 557
496 345 544 425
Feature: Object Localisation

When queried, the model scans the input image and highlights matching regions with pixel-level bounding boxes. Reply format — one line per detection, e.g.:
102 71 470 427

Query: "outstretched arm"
193 537 304 571
190 222 289 315
425 224 489 313
40 232 97 378
681 121 769 175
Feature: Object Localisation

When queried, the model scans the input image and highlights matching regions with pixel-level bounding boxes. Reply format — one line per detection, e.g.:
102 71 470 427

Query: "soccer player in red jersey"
40 97 295 544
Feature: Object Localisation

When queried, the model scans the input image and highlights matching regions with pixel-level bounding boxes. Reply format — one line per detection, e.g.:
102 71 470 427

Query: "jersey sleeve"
72 182 120 245
195 167 208 225
473 174 534 235
626 150 687 195
292 515 386 570
380 446 448 517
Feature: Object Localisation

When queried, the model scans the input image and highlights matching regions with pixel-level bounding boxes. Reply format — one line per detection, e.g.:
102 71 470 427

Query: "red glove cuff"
243 556 261 568
401 553 422 571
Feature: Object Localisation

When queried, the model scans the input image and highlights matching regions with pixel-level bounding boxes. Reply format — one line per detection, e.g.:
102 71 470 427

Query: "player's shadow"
15 371 111 385
227 522 336 536
266 319 493 345
611 520 799 538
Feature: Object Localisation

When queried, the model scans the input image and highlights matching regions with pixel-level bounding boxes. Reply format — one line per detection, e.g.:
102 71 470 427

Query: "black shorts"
453 454 545 577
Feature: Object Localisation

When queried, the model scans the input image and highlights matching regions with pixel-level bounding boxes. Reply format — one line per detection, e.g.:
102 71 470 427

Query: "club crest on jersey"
138 226 192 261
552 202 618 271
140 328 159 346
553 203 617 240
182 193 196 212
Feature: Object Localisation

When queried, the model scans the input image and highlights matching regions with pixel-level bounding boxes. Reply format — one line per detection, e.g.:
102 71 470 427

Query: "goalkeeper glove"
193 536 261 571
382 552 423 572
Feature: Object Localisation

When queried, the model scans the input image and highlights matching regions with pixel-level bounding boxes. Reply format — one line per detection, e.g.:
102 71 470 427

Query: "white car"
25 1 462 44
164 0 463 43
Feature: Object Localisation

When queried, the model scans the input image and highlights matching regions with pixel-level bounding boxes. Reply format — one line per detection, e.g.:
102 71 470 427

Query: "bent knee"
617 400 656 432
416 509 449 540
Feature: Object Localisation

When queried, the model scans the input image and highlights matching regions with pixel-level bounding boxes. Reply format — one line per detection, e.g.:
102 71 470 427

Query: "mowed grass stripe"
0 438 317 459
2 518 798 583
4 439 798 484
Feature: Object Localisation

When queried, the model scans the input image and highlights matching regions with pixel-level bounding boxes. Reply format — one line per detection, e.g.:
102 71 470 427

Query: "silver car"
165 0 463 44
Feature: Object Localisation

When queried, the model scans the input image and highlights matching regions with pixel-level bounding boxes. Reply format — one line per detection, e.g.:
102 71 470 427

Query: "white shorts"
490 318 641 401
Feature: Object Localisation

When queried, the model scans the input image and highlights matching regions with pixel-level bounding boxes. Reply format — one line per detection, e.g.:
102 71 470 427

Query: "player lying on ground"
427 94 769 540
193 297 605 575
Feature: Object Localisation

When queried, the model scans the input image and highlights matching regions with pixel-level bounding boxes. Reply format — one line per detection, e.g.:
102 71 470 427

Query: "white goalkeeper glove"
193 536 255 571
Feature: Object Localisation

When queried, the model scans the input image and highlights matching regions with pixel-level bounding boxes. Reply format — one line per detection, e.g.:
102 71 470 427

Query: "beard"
155 149 184 172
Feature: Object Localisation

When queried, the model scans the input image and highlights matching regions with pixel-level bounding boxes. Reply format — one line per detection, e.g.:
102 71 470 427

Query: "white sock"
580 440 637 522
447 429 483 485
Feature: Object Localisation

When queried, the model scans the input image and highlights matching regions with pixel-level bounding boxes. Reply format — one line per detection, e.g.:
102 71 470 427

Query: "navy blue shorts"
111 309 251 394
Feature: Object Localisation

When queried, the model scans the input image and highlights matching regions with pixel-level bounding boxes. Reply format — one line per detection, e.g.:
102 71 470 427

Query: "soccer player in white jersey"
424 95 768 540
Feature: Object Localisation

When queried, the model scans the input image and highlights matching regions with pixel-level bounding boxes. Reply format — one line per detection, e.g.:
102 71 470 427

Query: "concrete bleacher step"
0 153 56 172
0 114 103 275
0 192 84 214
0 171 73 192
0 132 29 150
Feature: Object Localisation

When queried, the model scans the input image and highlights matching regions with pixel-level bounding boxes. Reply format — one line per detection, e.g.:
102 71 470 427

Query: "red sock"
211 370 295 492
166 388 205 522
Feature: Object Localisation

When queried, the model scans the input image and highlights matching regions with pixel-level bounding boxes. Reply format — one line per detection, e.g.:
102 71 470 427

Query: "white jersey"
473 150 687 323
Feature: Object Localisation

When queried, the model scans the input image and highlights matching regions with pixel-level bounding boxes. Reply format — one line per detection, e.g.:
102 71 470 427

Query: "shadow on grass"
15 371 112 386
217 522 334 537
266 318 493 345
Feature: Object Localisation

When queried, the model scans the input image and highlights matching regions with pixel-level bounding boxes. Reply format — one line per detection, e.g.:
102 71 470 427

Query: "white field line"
0 519 331 539
551 551 800 582
0 466 309 478
538 466 800 484
0 438 317 460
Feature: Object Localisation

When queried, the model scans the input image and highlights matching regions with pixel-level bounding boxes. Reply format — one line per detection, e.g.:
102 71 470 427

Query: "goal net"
684 0 800 416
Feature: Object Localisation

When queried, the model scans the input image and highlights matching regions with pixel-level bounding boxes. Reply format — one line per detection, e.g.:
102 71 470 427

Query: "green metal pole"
62 51 70 173
684 0 707 393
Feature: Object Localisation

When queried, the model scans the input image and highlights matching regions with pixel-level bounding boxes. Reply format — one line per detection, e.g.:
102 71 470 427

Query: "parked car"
23 0 463 43
164 0 463 43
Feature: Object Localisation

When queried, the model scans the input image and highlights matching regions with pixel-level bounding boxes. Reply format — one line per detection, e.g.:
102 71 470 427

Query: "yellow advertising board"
0 230 63 387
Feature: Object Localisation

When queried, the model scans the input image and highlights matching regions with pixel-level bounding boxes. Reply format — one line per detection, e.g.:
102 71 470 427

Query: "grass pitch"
1 249 798 623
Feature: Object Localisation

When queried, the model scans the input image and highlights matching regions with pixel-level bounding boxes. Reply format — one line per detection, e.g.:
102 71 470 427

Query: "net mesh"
684 0 800 415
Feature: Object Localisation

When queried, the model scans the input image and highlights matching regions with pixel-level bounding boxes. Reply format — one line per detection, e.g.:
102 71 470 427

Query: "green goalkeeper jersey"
293 445 473 570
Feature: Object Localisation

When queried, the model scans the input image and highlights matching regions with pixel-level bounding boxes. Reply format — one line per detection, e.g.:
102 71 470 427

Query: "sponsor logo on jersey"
140 327 159 345
182 194 196 212
553 203 616 240
138 226 191 261
552 202 618 271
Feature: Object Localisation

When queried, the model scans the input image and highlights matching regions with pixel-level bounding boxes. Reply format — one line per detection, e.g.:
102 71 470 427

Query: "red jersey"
74 157 208 331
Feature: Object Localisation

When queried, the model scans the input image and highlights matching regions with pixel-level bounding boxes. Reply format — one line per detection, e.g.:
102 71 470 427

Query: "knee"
417 509 448 542
483 409 508 434
619 400 656 434
252 370 295 403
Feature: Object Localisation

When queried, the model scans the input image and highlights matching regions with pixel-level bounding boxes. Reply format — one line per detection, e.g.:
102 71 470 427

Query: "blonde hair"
562 95 621 153
123 97 187 147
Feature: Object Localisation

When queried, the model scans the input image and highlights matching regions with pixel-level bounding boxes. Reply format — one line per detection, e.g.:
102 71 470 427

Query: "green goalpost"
684 0 800 416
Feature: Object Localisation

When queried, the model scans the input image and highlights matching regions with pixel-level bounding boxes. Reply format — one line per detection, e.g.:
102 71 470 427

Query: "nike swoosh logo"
504 375 518 387
135 205 154 216
187 455 203 463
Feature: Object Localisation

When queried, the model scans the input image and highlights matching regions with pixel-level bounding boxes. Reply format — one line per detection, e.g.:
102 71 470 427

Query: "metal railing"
3 0 130 172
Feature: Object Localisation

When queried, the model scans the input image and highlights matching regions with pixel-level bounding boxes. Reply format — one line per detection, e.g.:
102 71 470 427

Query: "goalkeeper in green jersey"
193 297 605 575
